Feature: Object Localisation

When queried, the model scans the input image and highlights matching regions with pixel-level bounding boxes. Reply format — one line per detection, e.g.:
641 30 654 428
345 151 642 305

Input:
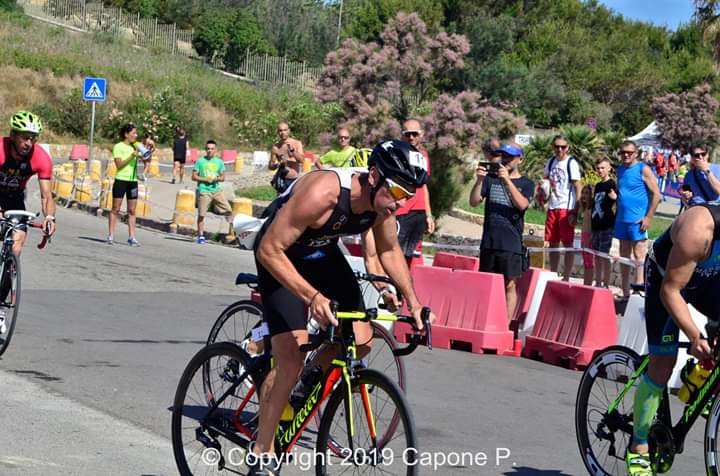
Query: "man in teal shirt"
316 127 356 168
192 140 233 244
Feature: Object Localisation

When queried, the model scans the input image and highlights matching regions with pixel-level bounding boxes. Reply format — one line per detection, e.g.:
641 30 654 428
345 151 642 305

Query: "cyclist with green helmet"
1 111 56 256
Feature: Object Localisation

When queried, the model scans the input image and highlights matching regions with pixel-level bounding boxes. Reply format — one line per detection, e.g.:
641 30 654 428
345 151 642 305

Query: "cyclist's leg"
10 228 25 258
629 261 678 468
253 286 308 457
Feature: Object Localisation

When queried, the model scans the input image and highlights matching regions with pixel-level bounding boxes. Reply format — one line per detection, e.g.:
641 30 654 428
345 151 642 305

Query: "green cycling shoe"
626 450 655 476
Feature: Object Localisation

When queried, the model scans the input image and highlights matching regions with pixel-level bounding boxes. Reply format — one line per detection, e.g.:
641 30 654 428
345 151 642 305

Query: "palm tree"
522 135 553 181
694 1 720 66
560 125 604 175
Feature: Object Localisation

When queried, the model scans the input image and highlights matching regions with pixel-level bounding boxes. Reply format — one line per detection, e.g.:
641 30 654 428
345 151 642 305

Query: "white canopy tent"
626 121 661 148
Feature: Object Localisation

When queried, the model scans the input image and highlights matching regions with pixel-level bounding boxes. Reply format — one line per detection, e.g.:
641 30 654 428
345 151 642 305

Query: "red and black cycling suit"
0 137 53 211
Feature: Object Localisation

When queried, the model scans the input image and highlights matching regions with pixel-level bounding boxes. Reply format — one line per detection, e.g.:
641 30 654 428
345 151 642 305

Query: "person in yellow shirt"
316 127 356 169
107 123 142 246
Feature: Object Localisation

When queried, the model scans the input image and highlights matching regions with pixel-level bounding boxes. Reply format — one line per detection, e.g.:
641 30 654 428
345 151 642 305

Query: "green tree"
192 7 236 63
225 8 276 70
0 0 17 11
342 0 444 42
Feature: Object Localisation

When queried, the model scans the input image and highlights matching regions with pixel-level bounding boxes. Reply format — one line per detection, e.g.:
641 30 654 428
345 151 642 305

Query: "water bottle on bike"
678 358 715 403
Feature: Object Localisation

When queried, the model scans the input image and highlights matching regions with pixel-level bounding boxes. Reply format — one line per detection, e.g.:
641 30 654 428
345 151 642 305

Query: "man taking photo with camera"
469 143 534 321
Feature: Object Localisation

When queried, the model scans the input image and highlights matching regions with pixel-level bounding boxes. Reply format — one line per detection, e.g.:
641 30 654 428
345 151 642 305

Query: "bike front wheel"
172 342 260 476
315 368 417 476
575 345 643 476
0 253 21 357
704 387 720 475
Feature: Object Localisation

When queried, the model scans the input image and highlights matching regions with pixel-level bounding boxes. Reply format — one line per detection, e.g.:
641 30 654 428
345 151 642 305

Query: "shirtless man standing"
269 122 305 193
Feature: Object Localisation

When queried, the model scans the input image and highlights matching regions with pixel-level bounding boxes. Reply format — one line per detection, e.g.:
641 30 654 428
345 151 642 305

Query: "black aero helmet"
368 140 428 187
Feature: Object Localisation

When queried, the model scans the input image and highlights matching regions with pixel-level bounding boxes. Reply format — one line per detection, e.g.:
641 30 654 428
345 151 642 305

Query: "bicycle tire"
172 342 259 476
207 300 264 348
704 388 720 475
0 254 21 357
315 368 417 476
575 345 643 476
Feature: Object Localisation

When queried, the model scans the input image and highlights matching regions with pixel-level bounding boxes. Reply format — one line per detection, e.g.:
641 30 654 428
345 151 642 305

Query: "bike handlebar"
298 303 432 356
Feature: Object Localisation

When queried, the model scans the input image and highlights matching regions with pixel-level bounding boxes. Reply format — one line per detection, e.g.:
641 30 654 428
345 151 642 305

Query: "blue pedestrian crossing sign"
83 77 107 102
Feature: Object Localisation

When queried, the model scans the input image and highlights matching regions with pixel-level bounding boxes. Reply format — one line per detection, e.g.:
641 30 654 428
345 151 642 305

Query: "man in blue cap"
469 143 535 321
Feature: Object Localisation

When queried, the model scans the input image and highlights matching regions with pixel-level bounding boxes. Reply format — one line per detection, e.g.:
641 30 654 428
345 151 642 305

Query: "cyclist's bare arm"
38 178 56 235
371 216 425 321
662 206 715 350
256 172 340 327
361 228 401 310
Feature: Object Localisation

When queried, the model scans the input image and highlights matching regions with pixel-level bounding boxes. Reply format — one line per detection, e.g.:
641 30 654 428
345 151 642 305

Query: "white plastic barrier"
518 269 561 344
617 298 708 389
343 255 393 331
252 151 269 168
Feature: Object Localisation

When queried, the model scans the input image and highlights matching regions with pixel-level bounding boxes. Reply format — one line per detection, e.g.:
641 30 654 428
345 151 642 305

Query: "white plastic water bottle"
307 317 321 335
135 142 152 160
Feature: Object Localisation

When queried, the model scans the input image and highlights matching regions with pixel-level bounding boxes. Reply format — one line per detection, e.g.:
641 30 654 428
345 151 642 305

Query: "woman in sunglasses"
248 139 436 475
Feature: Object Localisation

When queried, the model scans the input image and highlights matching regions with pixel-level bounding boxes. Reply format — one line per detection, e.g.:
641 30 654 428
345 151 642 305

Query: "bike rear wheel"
207 300 265 353
575 345 643 476
704 390 720 475
315 368 417 476
172 342 260 476
0 254 21 357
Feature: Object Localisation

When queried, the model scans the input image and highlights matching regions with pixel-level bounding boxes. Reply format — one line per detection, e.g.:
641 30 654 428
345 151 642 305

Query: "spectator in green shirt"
108 123 142 246
192 140 233 244
316 127 356 168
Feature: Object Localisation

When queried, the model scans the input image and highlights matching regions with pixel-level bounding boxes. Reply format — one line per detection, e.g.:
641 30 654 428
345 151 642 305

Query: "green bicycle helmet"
10 111 43 134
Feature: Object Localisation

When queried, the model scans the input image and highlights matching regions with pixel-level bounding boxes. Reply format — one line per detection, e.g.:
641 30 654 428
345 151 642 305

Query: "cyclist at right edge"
250 140 436 475
627 202 720 475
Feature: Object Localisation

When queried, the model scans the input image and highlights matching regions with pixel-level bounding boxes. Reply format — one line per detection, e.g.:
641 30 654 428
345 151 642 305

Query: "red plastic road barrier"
187 148 199 164
511 267 542 330
523 280 617 370
69 144 89 161
432 251 479 271
394 266 517 355
304 151 317 163
221 149 238 164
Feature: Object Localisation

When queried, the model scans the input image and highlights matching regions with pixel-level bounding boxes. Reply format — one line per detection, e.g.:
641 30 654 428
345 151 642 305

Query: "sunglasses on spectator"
384 177 415 200
338 135 349 140
692 152 707 158
403 131 421 138
619 150 636 156
553 144 568 150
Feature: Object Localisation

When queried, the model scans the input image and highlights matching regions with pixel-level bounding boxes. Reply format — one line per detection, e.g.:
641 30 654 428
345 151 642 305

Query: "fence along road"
16 0 321 89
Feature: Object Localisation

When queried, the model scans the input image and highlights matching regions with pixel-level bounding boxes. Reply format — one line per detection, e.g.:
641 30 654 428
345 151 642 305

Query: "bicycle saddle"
235 272 259 285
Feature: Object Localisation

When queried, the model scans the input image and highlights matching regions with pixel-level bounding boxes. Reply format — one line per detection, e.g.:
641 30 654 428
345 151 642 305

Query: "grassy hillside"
0 11 336 148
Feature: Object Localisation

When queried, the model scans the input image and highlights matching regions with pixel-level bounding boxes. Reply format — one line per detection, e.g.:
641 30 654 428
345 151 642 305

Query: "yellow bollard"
56 170 74 199
136 183 152 217
147 157 160 177
74 175 92 204
303 157 312 173
231 197 253 217
234 157 244 173
106 160 116 178
89 159 102 181
62 163 74 174
172 189 196 226
523 234 545 269
75 160 87 176
99 179 113 209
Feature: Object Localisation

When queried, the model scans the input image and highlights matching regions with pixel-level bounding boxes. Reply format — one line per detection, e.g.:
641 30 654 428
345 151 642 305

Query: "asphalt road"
0 204 706 475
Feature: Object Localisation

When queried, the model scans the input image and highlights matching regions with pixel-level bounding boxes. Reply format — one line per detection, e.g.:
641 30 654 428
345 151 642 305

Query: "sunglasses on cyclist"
553 144 568 150
384 177 415 200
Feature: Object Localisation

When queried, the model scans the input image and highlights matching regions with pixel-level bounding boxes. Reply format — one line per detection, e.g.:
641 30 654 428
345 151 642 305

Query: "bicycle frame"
198 308 415 459
607 344 720 454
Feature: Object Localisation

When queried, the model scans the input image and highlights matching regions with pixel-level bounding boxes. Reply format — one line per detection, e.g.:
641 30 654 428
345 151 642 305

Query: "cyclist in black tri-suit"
249 140 436 475
626 203 720 475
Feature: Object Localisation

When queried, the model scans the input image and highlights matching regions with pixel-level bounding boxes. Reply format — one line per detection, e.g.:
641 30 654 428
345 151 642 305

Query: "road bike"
171 303 432 475
0 210 50 357
575 321 720 475
207 271 406 393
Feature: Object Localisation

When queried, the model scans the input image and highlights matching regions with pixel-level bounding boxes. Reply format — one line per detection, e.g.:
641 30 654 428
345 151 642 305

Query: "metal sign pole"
89 101 95 164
